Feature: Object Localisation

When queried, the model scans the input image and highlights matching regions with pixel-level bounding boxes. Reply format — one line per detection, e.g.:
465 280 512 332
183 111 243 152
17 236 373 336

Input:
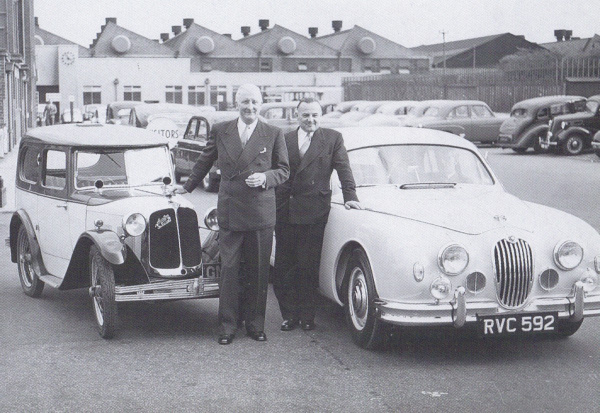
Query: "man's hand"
173 186 188 195
246 172 266 188
344 200 363 210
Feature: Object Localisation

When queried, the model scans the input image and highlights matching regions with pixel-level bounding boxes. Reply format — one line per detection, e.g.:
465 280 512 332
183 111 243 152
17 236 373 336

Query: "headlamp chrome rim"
122 213 146 237
203 207 219 231
437 243 469 276
553 240 583 271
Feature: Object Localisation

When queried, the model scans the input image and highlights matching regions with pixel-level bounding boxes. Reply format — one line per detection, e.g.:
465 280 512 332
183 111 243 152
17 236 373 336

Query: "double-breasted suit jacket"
276 127 358 225
184 119 289 230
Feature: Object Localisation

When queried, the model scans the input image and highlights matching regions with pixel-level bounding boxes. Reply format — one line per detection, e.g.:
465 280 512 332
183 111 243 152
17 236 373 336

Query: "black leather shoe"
247 331 267 342
300 320 315 331
281 319 298 331
218 334 234 345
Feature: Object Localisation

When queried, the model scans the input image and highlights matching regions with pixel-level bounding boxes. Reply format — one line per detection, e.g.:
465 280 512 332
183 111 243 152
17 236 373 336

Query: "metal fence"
343 57 600 112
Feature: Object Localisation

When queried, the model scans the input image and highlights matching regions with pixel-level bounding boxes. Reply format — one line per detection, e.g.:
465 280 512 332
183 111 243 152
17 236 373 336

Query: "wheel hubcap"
18 236 35 287
91 260 104 326
348 267 368 330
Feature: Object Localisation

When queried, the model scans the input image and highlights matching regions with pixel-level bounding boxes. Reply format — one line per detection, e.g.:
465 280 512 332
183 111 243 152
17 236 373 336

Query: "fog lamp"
465 272 486 293
438 244 469 275
203 207 219 231
580 269 598 293
413 262 424 282
539 269 559 291
123 213 146 237
430 276 451 300
554 240 583 270
560 121 567 129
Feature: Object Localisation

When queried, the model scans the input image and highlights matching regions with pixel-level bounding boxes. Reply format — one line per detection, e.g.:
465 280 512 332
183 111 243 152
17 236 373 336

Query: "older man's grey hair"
235 84 263 104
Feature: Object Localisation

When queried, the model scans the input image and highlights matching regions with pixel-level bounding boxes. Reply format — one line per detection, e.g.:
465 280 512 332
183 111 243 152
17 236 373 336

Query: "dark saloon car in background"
402 100 508 144
541 95 600 155
496 95 586 153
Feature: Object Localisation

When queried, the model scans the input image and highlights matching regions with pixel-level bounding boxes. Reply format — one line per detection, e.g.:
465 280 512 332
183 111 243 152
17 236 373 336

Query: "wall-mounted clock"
61 51 75 65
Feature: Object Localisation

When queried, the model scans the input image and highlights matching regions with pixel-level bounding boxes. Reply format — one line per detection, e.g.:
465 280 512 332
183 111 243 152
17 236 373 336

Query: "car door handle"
56 203 67 209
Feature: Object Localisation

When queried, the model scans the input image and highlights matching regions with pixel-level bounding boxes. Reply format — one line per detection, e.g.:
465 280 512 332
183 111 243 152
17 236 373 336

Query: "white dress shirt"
237 118 258 146
298 128 313 157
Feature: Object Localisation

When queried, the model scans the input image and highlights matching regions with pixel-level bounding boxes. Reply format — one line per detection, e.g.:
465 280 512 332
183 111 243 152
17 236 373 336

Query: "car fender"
557 127 591 143
9 210 48 276
79 230 126 265
516 123 548 147
434 124 466 137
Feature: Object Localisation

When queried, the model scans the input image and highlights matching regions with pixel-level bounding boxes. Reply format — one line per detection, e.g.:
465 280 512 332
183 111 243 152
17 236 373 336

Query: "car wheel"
512 147 527 154
89 245 118 339
16 226 44 297
344 248 388 350
555 319 583 337
203 174 218 193
532 134 548 154
561 134 585 156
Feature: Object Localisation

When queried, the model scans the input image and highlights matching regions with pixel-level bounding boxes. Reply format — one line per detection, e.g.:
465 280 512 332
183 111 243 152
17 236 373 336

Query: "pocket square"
260 147 267 154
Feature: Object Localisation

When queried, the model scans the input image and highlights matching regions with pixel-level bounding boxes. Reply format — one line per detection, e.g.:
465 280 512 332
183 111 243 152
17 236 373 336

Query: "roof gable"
35 26 90 56
90 21 174 57
164 23 258 57
238 24 338 57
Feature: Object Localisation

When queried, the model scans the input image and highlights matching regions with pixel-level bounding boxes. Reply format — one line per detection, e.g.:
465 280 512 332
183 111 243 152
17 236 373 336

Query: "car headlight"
438 244 469 275
204 207 219 231
123 213 146 237
553 240 583 271
560 121 567 129
430 276 452 300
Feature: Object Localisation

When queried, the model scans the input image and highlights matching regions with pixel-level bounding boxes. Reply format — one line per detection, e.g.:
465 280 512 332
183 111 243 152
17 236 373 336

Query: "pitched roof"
541 34 600 57
317 25 424 59
238 24 338 57
164 23 258 57
90 21 174 57
35 26 90 57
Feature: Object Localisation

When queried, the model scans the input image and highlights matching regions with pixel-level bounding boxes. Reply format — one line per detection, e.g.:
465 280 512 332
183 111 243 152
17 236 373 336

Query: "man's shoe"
247 331 268 342
280 319 298 331
300 320 315 331
218 334 234 345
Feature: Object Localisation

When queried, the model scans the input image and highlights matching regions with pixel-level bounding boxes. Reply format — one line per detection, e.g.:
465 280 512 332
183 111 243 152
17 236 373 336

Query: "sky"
34 0 599 48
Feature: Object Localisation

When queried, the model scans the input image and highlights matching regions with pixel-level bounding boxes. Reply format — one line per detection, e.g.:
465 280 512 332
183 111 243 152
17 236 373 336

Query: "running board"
38 274 64 288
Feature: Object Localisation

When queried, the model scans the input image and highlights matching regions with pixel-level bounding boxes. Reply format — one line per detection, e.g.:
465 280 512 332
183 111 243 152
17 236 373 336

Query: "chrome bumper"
592 142 600 149
375 282 600 327
114 276 220 302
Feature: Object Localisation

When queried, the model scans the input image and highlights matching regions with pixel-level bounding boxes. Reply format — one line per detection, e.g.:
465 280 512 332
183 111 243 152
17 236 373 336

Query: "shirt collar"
237 118 258 137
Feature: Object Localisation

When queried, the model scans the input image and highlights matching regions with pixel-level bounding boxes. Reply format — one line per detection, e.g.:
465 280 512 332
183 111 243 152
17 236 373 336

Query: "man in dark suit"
274 98 362 332
176 84 289 345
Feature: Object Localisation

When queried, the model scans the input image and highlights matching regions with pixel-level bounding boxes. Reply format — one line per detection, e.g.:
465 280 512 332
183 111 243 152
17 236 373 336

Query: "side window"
448 106 469 119
184 118 208 141
471 105 494 118
20 146 41 184
42 150 67 189
265 108 285 119
537 108 549 119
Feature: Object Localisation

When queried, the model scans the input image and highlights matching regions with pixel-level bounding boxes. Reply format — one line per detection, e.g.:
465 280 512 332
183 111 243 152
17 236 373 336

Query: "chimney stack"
172 25 182 36
565 30 573 41
241 26 251 37
259 19 269 31
554 29 566 42
106 17 117 25
308 27 318 38
332 20 342 33
183 18 194 29
160 33 170 42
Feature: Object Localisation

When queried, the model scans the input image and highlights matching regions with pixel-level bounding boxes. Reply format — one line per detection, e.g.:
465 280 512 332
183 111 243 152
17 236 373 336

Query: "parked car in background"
201 126 600 349
339 101 388 125
592 130 600 158
497 96 586 153
9 124 221 338
106 101 143 124
61 108 83 123
322 100 367 119
359 100 419 126
397 100 449 126
541 95 600 155
83 104 107 123
403 100 508 144
259 101 299 133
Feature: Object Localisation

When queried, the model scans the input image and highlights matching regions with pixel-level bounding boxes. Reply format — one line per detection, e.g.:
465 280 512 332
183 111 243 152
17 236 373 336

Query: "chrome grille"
493 238 533 308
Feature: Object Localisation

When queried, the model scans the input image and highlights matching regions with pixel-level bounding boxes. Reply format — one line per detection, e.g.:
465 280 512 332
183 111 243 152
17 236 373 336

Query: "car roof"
23 124 169 147
425 100 489 109
337 126 479 152
511 95 585 110
132 103 215 125
106 101 144 110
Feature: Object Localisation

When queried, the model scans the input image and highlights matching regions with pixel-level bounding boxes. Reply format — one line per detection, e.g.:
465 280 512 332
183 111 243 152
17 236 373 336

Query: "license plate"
202 262 221 279
477 312 558 337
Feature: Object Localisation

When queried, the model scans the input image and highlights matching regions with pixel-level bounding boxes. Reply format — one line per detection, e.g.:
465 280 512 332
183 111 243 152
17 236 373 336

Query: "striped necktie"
240 125 250 148
299 132 312 158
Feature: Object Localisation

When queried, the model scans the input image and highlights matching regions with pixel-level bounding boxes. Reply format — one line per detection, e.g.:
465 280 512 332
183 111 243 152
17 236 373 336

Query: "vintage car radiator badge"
155 214 172 230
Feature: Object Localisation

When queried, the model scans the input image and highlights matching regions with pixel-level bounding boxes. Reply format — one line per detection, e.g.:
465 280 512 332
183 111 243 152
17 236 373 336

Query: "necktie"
299 132 312 158
240 125 250 148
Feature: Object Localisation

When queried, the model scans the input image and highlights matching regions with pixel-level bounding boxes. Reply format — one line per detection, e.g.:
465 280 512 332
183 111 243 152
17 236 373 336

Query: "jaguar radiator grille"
493 238 533 308
149 207 201 269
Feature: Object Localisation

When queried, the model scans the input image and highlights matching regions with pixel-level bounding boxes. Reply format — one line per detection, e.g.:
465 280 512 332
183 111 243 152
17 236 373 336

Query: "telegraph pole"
440 30 447 98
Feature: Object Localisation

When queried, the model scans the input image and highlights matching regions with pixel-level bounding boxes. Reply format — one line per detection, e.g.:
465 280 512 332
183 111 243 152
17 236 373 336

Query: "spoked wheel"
16 226 44 297
561 134 585 156
344 248 388 350
555 319 583 337
89 245 118 339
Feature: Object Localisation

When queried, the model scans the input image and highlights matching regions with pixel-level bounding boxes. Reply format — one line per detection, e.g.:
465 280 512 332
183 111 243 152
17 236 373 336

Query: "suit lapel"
221 120 243 162
235 120 270 173
287 129 301 168
297 128 326 173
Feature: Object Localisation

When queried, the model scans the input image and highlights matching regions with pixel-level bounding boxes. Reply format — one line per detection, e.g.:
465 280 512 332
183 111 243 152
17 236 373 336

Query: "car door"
446 105 472 140
37 147 72 277
173 116 210 174
470 104 499 142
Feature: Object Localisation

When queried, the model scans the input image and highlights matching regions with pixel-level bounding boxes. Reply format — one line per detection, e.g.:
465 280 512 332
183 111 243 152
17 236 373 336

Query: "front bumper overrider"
374 282 600 327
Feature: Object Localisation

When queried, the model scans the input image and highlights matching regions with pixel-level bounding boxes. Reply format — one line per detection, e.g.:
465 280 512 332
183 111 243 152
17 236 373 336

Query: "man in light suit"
274 98 362 332
176 84 289 344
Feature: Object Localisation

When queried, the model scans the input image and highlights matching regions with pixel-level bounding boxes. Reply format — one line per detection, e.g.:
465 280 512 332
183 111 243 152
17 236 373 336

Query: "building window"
188 86 205 106
380 67 391 74
165 86 182 103
201 62 212 72
260 60 272 72
298 62 307 72
83 86 102 105
123 86 141 101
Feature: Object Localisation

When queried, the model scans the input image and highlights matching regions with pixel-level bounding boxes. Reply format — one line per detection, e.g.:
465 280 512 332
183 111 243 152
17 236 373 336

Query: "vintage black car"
9 124 220 338
497 95 586 153
541 95 600 155
105 101 143 124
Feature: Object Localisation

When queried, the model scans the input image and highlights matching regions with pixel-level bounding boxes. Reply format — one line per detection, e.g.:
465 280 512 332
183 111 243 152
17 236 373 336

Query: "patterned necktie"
240 125 250 148
299 132 312 158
